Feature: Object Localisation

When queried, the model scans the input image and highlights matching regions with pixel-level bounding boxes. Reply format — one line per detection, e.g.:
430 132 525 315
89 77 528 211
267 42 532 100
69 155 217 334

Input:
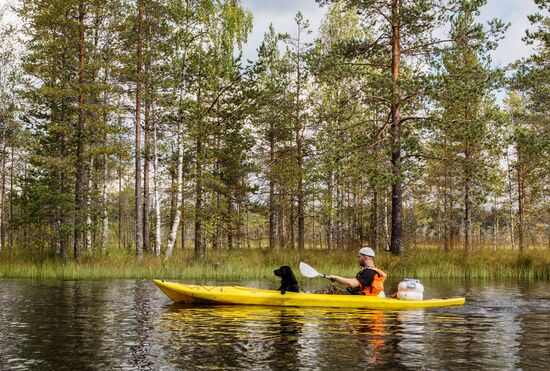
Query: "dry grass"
1 246 549 280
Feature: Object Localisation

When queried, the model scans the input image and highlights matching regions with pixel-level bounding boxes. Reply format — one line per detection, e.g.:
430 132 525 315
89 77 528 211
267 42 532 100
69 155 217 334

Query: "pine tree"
511 0 550 250
317 0 457 255
432 2 506 253
0 8 19 251
254 24 294 250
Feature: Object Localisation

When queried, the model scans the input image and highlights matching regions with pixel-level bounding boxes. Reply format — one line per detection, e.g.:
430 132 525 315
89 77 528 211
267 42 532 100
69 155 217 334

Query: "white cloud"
240 0 541 67
479 0 540 66
240 0 325 61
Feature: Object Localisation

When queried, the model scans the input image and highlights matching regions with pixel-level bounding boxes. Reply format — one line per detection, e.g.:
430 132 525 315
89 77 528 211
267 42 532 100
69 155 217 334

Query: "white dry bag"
397 278 424 301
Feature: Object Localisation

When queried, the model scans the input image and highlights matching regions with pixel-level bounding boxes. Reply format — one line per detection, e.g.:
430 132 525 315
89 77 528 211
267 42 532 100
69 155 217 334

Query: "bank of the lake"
1 247 549 281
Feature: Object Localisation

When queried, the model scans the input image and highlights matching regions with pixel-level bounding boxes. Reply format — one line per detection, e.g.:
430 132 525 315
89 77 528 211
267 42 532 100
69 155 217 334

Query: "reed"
1 247 549 280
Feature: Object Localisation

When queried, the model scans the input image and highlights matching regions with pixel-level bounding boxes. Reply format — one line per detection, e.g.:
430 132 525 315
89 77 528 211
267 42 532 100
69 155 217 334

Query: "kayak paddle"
299 262 328 279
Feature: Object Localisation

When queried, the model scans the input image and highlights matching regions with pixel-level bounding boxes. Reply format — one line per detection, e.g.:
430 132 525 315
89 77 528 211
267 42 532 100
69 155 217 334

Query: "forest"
0 0 548 265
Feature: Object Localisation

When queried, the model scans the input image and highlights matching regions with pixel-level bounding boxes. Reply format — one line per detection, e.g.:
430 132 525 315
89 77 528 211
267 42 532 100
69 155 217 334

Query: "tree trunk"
102 152 108 250
346 185 352 246
59 105 68 262
311 214 316 248
389 0 403 256
506 148 515 250
246 208 251 249
268 121 276 250
444 183 451 252
384 191 391 250
86 157 93 252
295 29 305 251
213 135 221 251
181 204 185 250
464 162 473 253
493 204 498 253
194 75 205 257
170 167 176 222
118 160 122 250
143 59 151 254
278 186 285 248
326 176 333 250
358 184 364 245
236 202 242 249
227 197 234 250
74 0 86 260
0 146 5 251
370 191 378 251
443 135 451 252
9 145 13 249
164 40 188 257
134 0 144 259
101 89 109 250
290 198 295 249
194 137 205 256
517 151 525 252
213 190 221 251
152 99 162 256
165 123 183 257
336 177 342 249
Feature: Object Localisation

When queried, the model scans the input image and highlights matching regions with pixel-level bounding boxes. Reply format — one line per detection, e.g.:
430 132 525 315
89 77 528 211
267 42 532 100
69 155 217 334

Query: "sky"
240 0 542 67
0 0 542 67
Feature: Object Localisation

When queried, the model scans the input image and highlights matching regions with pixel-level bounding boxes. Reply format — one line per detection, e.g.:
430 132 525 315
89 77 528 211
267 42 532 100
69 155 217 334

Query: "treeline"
0 0 548 261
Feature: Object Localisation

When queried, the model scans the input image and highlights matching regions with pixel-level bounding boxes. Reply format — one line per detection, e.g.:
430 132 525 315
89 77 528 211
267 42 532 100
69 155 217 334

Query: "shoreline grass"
1 247 549 281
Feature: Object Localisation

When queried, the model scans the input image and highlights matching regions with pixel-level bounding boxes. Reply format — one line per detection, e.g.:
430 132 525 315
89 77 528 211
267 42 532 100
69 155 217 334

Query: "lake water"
1 278 549 370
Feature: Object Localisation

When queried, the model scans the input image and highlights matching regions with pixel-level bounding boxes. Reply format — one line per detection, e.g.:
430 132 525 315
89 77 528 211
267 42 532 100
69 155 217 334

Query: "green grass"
0 246 549 280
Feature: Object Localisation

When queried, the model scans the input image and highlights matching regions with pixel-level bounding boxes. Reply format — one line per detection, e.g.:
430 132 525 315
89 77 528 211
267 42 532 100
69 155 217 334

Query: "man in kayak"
327 247 387 297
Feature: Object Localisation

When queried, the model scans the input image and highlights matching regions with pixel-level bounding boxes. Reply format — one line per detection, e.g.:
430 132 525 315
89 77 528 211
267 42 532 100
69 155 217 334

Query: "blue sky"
0 0 541 67
240 0 541 66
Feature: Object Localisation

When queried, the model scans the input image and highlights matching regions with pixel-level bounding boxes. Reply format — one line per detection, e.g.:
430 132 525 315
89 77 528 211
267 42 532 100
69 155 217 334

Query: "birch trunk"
0 145 5 251
165 123 183 257
165 42 188 257
9 145 13 249
86 157 93 252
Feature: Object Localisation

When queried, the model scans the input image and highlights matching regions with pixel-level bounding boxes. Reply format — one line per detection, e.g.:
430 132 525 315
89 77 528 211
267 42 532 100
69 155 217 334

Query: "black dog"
274 266 300 295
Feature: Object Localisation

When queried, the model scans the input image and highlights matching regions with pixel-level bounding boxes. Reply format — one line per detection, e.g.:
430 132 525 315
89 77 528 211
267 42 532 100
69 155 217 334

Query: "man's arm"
327 275 360 288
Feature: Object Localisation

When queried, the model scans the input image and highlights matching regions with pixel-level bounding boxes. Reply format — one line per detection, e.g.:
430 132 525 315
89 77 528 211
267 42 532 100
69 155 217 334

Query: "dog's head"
274 265 293 278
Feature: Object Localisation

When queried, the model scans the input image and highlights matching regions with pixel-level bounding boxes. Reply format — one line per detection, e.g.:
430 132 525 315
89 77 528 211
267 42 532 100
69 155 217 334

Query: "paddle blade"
299 262 322 278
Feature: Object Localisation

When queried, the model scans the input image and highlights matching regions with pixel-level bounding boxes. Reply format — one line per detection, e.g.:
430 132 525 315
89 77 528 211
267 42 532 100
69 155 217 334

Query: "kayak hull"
153 280 465 309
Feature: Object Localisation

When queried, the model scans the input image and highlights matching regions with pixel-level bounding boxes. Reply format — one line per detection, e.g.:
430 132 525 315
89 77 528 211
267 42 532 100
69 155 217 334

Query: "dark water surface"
1 278 549 370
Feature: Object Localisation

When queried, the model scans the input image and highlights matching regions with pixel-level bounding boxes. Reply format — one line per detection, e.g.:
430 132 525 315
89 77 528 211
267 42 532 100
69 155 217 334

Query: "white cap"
359 247 375 257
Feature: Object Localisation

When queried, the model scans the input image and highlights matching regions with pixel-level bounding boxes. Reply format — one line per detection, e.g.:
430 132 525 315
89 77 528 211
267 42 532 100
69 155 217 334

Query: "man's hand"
327 275 336 282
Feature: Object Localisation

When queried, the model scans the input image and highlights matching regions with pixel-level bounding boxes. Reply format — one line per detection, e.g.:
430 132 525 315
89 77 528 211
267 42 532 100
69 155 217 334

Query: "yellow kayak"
153 280 465 309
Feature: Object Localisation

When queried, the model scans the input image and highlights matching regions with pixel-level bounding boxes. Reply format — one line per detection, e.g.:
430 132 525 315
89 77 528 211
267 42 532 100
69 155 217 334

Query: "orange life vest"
360 267 386 296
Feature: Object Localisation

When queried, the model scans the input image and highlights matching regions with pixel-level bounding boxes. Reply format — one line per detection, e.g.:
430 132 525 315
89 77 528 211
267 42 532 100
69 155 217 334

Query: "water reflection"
162 305 414 369
162 304 307 369
0 279 549 369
